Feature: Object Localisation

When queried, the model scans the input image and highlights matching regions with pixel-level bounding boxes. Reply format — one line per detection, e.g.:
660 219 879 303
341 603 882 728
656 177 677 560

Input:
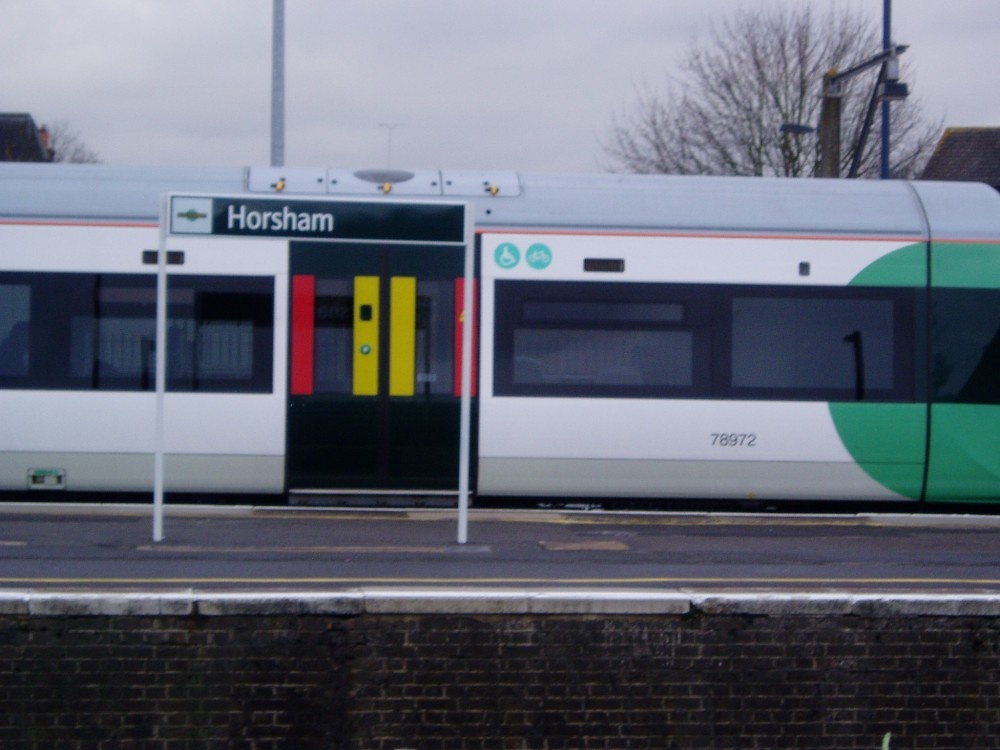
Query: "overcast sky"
4 1 1000 173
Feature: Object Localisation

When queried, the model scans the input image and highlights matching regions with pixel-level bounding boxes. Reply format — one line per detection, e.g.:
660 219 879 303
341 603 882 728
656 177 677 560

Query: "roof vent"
353 169 415 185
327 168 442 195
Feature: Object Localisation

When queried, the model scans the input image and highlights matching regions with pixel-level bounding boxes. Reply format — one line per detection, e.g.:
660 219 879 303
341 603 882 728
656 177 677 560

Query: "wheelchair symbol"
495 243 520 269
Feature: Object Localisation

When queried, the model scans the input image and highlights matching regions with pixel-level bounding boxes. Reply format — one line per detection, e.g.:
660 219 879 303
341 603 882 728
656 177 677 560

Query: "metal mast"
270 0 285 167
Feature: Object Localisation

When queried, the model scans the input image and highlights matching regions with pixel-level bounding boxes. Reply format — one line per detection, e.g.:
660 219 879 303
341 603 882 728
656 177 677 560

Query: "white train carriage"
0 210 288 493
0 164 998 505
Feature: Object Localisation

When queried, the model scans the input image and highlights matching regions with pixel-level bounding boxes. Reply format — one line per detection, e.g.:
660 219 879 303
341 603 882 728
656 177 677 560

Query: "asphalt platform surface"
2 502 1000 599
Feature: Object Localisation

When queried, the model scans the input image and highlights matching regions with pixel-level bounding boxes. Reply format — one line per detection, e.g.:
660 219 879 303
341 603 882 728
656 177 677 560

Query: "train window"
0 272 156 390
0 272 274 393
312 278 353 393
415 279 455 395
166 276 274 393
522 300 683 324
494 280 914 402
494 281 707 398
513 329 693 387
70 283 158 388
311 277 456 396
727 289 914 402
730 296 898 399
0 282 30 377
931 288 1000 404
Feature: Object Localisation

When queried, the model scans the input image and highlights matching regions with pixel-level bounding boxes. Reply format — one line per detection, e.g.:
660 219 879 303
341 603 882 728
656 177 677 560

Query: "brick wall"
0 593 998 749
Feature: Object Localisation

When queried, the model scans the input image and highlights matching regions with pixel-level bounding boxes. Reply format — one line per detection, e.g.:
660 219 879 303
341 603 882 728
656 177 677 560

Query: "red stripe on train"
290 275 316 396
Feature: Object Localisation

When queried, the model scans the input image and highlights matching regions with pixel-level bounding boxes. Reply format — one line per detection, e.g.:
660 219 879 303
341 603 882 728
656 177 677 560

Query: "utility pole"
819 70 842 178
270 0 285 167
881 0 892 179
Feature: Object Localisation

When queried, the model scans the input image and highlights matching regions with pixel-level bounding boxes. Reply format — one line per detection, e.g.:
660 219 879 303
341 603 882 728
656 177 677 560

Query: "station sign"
154 192 475 546
168 195 466 244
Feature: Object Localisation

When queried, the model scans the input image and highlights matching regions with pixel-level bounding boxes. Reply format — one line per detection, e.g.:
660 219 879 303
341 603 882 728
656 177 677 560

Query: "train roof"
1 162 999 241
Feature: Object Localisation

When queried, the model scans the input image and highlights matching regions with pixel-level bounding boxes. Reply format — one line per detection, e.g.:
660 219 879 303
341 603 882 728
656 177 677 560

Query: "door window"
295 275 457 398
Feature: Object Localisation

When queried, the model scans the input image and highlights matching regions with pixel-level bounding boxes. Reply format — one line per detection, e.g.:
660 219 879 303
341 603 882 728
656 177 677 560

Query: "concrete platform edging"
4 589 1000 617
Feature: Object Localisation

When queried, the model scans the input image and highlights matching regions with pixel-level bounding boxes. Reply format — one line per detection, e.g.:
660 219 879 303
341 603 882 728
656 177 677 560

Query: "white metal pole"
270 0 285 167
153 196 169 542
457 205 474 544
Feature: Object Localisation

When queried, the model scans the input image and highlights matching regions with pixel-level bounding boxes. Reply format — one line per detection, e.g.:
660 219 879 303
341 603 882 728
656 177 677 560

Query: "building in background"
921 127 1000 192
0 113 53 162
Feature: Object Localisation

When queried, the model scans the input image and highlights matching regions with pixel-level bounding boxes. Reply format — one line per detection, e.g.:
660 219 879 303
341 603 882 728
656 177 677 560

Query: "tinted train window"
310 277 454 396
931 288 1000 404
71 281 157 389
729 295 905 400
167 276 274 393
494 281 710 398
493 280 914 402
0 272 156 390
523 300 684 324
513 329 694 388
414 279 456 395
313 278 354 393
0 272 273 393
0 281 30 377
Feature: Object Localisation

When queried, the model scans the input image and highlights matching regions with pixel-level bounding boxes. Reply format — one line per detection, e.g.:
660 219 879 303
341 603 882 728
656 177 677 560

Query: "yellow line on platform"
539 540 630 551
254 510 873 527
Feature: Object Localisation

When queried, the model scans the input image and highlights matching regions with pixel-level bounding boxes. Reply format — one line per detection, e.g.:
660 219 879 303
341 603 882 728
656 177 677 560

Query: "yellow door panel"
389 277 416 396
353 276 379 395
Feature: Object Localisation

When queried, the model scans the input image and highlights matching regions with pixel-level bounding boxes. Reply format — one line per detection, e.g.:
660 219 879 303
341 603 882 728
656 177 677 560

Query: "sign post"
457 207 475 544
152 196 169 542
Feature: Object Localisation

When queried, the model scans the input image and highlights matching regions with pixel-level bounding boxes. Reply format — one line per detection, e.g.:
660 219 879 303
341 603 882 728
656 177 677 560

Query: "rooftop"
920 127 1000 187
0 113 52 162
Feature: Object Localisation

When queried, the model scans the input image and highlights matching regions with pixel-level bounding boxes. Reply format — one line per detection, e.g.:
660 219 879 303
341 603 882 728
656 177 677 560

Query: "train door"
286 242 473 494
923 245 1000 502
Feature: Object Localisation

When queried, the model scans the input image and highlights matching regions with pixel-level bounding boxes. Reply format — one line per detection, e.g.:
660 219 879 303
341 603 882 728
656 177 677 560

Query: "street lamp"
779 123 816 177
818 44 909 178
845 51 909 178
779 124 816 136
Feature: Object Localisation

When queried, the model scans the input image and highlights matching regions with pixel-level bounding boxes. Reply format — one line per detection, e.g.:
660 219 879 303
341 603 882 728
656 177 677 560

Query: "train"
0 162 998 507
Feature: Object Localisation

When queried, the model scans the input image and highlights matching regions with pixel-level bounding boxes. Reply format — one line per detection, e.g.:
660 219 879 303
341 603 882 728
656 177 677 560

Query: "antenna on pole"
378 122 401 168
270 0 285 167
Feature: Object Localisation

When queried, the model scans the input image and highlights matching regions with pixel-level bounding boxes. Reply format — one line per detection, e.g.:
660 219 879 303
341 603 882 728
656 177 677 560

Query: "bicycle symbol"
526 243 553 270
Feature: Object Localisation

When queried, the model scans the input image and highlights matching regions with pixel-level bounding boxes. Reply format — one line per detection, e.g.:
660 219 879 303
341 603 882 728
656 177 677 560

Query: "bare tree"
604 5 940 178
44 120 101 164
